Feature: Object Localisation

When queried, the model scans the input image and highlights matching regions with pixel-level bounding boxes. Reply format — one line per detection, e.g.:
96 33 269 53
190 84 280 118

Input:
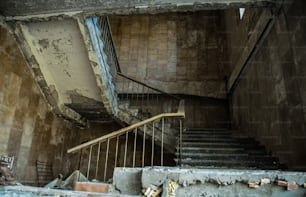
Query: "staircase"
176 128 284 170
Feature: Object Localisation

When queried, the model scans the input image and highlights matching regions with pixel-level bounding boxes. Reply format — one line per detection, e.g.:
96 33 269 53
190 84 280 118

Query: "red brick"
277 180 288 187
74 182 109 193
248 182 260 189
287 182 298 190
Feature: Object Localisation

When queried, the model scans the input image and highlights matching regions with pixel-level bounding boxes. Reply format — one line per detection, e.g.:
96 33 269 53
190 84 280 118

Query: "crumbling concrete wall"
114 167 306 196
230 0 306 170
109 11 227 98
0 23 83 185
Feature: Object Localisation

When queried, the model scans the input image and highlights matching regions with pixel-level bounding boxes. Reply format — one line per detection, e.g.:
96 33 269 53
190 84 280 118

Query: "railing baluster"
151 121 155 166
124 132 128 168
136 83 139 105
87 145 93 179
142 125 146 167
95 142 101 179
179 119 183 166
104 138 110 181
114 136 119 168
141 85 144 113
161 117 164 166
133 128 137 168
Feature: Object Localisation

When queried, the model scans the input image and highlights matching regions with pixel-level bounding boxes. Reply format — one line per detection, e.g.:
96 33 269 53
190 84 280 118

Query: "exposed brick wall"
230 0 306 170
0 24 83 184
109 12 226 98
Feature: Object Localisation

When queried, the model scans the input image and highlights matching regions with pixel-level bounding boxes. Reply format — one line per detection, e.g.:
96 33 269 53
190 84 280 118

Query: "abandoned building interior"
0 0 306 196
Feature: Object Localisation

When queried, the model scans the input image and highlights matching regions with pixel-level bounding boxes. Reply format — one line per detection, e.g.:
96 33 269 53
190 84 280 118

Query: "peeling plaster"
19 18 104 106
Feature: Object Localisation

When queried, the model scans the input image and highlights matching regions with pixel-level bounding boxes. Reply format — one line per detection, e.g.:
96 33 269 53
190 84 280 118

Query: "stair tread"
176 159 278 165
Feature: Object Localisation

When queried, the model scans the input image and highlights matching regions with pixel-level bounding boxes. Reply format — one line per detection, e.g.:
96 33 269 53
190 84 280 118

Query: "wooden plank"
227 9 273 92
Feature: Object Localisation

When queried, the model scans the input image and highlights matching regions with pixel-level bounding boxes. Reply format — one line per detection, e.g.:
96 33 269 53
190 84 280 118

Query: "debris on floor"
277 180 288 187
260 178 271 185
144 184 162 197
44 170 88 190
248 182 260 189
287 182 298 190
0 155 16 185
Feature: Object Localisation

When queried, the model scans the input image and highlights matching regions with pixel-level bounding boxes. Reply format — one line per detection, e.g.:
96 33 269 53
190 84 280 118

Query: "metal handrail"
68 112 184 153
67 100 185 181
68 100 184 154
117 73 180 100
98 16 180 103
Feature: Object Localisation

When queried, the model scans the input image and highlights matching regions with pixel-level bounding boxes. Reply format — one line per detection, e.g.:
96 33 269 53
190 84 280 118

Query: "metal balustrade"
67 100 184 181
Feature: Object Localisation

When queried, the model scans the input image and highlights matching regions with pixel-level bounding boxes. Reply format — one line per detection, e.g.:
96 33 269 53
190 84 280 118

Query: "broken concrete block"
260 178 271 185
248 182 260 189
277 180 288 187
113 167 142 195
287 182 298 191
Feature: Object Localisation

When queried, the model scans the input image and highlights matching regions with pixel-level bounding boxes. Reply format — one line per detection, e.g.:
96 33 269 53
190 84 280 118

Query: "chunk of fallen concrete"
260 178 271 185
277 180 288 187
287 182 298 191
248 182 260 189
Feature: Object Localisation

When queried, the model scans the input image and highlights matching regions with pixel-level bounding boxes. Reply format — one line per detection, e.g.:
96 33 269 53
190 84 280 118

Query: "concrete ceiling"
12 17 115 125
0 0 277 17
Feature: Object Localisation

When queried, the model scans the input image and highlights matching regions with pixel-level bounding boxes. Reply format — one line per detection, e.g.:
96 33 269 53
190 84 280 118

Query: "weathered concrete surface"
0 23 81 184
10 17 119 123
176 182 306 197
230 0 306 170
0 185 124 196
110 12 227 98
114 167 306 196
113 168 142 195
0 0 277 18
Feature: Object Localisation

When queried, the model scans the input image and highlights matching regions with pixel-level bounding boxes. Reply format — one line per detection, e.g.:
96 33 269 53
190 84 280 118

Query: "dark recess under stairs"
176 128 286 170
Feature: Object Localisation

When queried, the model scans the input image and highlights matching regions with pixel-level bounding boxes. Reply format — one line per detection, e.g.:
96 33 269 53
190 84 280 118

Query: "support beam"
227 9 273 92
1 0 277 18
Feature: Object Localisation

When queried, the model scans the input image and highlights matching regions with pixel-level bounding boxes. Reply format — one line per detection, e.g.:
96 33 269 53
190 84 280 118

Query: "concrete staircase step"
181 142 263 148
182 138 237 143
178 154 278 163
185 128 228 131
183 133 231 139
176 159 279 169
176 147 267 155
183 130 232 135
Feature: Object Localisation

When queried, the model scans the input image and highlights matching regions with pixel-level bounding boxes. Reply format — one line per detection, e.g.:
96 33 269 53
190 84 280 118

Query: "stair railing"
98 16 181 118
116 73 180 117
67 100 185 181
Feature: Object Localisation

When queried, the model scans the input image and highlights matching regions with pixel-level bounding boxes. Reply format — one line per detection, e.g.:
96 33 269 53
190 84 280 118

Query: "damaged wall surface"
109 12 227 98
230 0 306 170
0 23 82 184
0 0 277 17
12 17 119 123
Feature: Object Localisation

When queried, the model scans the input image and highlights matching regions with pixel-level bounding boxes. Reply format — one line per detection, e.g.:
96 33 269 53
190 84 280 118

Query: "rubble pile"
0 155 16 185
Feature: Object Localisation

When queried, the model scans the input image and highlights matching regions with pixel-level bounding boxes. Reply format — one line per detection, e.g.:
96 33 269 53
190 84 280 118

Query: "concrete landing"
114 167 306 196
0 185 131 197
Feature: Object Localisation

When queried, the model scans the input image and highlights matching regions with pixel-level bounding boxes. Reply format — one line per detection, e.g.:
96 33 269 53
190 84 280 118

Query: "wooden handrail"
67 100 185 153
68 112 184 153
